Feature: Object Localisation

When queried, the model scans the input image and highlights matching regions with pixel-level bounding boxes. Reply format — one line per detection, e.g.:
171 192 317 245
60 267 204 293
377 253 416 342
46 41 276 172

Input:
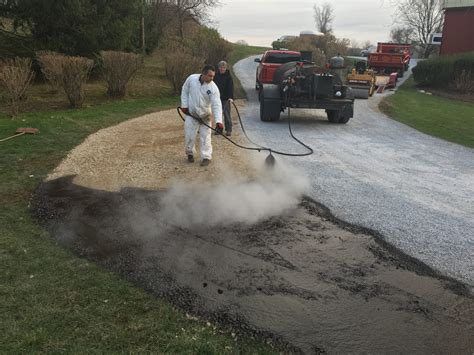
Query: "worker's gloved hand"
215 122 224 134
228 98 234 103
181 107 189 114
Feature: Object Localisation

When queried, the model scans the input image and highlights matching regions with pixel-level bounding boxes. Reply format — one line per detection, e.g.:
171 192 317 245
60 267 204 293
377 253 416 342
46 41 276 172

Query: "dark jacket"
214 69 234 101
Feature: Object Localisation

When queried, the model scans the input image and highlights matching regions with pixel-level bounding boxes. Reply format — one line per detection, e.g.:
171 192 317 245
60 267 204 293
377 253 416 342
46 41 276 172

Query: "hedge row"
412 52 474 89
1 51 142 116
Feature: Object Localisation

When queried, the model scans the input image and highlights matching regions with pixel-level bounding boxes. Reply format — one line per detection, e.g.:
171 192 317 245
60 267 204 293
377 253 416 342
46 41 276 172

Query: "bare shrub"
100 51 143 98
325 37 351 59
163 47 203 94
186 27 233 67
453 69 474 93
61 56 94 108
0 57 35 116
37 51 66 93
286 37 326 66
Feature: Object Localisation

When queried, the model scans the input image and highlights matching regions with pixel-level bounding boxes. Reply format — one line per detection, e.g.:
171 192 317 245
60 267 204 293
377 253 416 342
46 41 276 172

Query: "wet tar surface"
31 176 474 354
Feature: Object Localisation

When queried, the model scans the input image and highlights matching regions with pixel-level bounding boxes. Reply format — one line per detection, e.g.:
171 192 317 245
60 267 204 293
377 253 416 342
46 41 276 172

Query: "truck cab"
255 50 301 90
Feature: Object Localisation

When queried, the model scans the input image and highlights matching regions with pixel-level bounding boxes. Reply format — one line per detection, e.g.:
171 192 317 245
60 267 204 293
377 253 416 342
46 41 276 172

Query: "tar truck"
255 51 355 124
368 42 411 77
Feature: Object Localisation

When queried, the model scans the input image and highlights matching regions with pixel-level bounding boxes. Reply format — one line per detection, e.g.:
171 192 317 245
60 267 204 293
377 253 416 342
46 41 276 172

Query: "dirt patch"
46 101 258 190
31 104 474 353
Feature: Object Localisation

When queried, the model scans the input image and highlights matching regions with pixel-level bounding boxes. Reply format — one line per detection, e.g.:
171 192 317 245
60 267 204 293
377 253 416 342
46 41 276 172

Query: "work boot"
226 131 231 136
187 154 194 163
200 158 210 166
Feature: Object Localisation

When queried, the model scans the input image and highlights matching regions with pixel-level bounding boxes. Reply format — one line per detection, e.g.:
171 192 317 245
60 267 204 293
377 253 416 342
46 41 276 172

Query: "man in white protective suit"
181 64 223 167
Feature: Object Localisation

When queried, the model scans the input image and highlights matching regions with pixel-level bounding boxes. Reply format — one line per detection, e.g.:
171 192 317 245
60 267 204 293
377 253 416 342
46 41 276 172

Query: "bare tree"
390 26 413 44
361 40 374 50
393 0 444 58
350 39 360 49
313 2 334 35
147 0 220 39
144 0 178 50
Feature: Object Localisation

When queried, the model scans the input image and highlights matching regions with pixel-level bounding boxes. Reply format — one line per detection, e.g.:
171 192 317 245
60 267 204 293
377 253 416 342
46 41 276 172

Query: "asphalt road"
234 56 474 289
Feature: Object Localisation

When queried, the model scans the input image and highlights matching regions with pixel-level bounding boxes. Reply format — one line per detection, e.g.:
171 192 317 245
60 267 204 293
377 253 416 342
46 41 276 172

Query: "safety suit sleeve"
211 85 223 124
181 75 191 109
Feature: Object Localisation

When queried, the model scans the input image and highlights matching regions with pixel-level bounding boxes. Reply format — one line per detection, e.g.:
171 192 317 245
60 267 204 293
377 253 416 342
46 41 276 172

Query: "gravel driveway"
234 56 474 289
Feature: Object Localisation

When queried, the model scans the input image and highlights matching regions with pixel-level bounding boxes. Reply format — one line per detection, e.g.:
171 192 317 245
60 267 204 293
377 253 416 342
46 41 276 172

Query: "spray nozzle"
264 151 276 168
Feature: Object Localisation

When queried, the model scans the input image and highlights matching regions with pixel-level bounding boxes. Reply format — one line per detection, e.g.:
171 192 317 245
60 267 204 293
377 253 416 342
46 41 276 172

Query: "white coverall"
181 74 223 160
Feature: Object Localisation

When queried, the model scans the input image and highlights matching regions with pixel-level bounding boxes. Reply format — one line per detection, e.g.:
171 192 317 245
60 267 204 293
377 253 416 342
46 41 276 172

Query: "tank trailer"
259 55 355 124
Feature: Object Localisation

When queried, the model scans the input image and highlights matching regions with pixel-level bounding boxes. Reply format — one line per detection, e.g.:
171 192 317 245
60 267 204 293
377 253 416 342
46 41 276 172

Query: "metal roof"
443 0 474 8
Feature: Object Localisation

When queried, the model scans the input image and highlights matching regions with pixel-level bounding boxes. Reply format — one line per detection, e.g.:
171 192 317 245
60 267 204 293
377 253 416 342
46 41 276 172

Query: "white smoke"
159 157 309 228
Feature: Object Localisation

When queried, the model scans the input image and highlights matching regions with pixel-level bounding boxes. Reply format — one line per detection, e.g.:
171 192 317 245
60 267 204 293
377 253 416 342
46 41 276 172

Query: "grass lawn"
0 45 278 353
229 44 270 99
379 77 474 148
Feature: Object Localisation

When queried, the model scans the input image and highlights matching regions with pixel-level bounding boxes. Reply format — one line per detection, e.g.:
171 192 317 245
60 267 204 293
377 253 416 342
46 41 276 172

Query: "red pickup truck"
368 42 411 77
254 50 301 90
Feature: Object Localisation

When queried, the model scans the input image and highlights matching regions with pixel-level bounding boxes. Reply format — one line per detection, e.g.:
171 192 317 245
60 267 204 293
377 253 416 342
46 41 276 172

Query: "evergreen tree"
1 0 142 56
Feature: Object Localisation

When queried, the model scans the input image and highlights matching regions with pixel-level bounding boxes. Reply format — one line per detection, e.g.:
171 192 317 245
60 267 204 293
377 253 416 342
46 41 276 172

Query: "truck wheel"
339 105 354 124
338 104 353 124
260 99 280 122
326 105 352 124
326 110 341 123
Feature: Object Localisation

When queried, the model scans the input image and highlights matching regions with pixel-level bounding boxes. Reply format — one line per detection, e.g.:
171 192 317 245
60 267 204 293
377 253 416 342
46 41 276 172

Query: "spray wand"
176 101 313 168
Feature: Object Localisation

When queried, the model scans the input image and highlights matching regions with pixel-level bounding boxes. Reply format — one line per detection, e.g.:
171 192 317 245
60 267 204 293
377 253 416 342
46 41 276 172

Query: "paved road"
234 56 474 289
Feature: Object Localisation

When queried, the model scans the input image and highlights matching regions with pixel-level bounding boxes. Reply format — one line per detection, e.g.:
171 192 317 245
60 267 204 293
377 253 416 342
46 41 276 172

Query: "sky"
210 0 397 47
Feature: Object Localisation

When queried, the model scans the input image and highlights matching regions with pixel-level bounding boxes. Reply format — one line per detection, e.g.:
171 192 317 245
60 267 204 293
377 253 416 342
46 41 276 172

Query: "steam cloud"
159 160 309 228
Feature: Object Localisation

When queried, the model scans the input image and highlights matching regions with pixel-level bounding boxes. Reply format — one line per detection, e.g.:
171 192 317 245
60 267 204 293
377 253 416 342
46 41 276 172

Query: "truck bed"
368 53 405 68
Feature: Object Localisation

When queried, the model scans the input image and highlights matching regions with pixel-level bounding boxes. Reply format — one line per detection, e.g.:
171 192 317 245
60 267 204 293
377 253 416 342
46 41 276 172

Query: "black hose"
176 101 313 158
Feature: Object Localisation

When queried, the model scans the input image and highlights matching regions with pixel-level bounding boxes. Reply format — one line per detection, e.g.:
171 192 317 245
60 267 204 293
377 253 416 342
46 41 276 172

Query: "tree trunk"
141 14 145 53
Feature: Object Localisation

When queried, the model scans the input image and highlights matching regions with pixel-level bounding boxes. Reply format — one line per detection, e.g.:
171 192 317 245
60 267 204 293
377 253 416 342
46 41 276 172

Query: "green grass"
0 49 278 352
229 44 270 99
380 77 474 148
228 44 270 65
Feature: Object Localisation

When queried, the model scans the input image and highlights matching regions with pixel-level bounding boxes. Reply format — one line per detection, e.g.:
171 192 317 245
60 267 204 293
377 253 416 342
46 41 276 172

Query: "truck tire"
326 104 353 124
260 98 281 122
339 104 353 124
326 109 341 123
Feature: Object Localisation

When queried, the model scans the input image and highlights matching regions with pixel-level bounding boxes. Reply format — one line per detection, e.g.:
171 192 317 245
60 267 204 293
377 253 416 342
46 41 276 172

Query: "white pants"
184 115 212 160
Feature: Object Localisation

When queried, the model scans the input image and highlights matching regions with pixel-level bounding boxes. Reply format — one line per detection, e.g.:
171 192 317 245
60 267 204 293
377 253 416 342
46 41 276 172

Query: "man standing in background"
181 64 223 166
214 61 234 136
